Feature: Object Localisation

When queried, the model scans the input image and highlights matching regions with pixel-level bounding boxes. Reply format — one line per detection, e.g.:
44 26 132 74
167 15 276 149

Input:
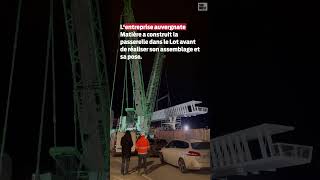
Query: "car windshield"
191 142 210 150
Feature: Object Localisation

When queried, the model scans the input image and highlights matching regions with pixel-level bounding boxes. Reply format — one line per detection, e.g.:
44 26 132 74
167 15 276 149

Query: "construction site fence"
153 128 210 141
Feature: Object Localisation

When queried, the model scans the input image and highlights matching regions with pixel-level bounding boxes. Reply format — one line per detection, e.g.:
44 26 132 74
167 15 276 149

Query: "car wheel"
159 153 165 164
178 158 187 173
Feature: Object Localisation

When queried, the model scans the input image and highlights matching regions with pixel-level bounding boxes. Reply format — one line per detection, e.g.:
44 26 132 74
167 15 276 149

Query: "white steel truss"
210 124 313 178
152 100 208 130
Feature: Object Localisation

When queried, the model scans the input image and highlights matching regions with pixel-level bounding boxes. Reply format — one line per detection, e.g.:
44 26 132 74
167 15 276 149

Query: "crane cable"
165 64 171 106
110 15 123 122
0 0 22 176
121 59 128 116
126 62 129 109
35 2 53 178
51 0 57 148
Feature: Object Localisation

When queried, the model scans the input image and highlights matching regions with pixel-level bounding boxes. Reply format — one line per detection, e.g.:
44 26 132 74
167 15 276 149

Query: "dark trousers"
121 156 130 175
137 154 147 174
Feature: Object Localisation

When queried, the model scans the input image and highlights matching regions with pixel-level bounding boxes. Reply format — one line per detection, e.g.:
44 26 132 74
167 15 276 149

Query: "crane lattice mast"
60 0 110 178
121 0 165 134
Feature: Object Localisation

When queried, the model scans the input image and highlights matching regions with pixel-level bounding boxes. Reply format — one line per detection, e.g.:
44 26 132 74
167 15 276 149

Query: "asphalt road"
110 155 211 180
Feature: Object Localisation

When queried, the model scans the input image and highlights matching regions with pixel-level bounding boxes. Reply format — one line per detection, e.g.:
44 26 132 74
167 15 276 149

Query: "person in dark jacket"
120 130 133 175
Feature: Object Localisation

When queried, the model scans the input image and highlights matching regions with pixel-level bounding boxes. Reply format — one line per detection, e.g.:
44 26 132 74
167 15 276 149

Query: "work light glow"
184 125 189 131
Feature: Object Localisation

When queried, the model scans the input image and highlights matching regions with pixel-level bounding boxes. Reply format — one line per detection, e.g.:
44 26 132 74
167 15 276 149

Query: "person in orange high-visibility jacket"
135 132 150 175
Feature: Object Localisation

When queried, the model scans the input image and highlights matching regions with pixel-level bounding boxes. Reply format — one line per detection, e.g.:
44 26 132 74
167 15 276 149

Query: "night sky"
1 0 319 179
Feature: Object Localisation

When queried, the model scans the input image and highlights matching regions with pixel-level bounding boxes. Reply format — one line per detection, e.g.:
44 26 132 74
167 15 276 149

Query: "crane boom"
146 46 165 114
143 48 166 132
62 0 110 177
121 0 165 134
123 0 165 133
123 0 146 118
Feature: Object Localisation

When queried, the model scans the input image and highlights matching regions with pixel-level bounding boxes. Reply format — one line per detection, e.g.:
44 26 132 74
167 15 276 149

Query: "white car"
159 139 211 173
